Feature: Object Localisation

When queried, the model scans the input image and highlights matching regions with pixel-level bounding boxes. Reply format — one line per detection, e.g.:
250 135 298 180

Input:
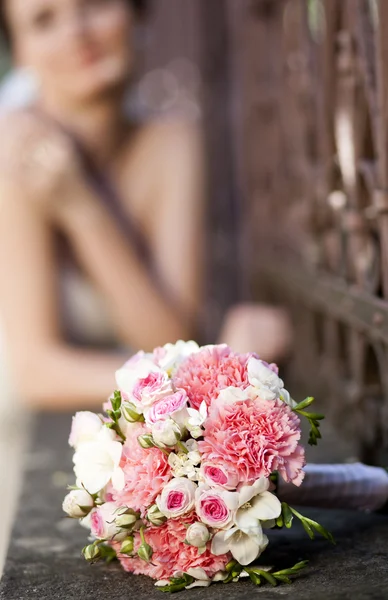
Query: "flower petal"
185 581 211 589
186 568 209 581
235 507 262 532
250 491 282 521
111 466 125 491
211 531 230 556
229 533 261 565
238 477 269 506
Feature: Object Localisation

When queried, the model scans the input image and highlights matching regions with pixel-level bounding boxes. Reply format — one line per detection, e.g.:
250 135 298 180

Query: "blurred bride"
0 0 291 411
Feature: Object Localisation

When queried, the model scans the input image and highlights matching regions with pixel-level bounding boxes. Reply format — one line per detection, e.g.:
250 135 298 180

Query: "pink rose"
132 372 173 407
145 390 188 426
157 478 197 518
202 464 239 490
195 487 238 529
90 502 126 541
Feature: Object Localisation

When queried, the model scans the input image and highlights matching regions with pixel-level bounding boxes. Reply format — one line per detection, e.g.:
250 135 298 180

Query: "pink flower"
173 344 252 410
157 478 196 518
114 512 230 580
90 502 126 541
199 398 305 486
195 486 238 528
201 463 239 490
145 390 188 425
110 424 172 513
132 372 173 407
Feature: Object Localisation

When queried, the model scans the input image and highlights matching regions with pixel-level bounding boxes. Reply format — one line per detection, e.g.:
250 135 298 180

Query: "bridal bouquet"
63 341 333 591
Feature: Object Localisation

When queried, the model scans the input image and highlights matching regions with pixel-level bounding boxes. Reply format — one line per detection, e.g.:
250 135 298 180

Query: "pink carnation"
199 397 305 486
110 424 172 513
173 344 252 409
132 372 173 407
115 512 230 580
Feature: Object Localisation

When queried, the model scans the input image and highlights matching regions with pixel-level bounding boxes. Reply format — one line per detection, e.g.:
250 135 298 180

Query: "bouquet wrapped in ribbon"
63 341 337 591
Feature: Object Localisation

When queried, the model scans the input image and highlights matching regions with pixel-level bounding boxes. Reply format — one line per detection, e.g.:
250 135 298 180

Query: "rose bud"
122 402 144 423
147 504 167 526
62 489 94 519
115 513 137 529
83 543 101 562
137 434 155 449
151 418 181 448
186 522 210 548
138 542 153 562
120 537 134 555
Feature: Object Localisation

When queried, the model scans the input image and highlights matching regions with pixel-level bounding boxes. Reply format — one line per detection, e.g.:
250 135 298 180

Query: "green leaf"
276 514 284 527
273 574 292 584
274 560 309 576
297 411 324 420
258 570 278 586
106 409 116 422
247 571 262 585
111 390 122 412
289 507 335 544
157 575 195 593
294 396 315 410
99 544 117 564
281 502 294 528
301 519 315 539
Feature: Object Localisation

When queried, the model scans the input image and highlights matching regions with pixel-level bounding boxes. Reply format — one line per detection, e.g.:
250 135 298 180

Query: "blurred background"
1 0 388 574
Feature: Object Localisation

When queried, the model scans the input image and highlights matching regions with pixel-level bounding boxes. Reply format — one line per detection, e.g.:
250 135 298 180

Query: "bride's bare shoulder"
122 118 203 171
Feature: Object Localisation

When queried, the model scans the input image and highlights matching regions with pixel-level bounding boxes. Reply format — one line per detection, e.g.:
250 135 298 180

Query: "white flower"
62 489 94 518
156 477 197 518
186 401 207 438
185 568 227 589
186 522 210 548
158 340 200 374
247 357 283 401
234 477 281 532
68 412 103 449
212 526 268 566
211 477 281 565
152 418 182 447
73 427 125 494
279 387 298 409
155 569 227 590
216 387 248 405
168 448 200 480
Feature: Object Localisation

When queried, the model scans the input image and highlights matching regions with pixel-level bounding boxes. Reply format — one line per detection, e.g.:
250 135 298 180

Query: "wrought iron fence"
237 0 388 462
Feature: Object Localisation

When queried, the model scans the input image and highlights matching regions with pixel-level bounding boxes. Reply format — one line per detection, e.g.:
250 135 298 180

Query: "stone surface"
1 413 388 600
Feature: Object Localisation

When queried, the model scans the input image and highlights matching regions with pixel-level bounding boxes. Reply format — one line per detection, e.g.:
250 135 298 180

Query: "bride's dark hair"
0 0 148 46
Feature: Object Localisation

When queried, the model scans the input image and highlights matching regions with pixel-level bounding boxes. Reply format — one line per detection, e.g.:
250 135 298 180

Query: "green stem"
139 527 146 545
177 441 188 454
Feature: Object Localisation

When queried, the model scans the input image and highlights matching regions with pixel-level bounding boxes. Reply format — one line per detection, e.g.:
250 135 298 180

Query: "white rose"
156 477 197 518
73 427 125 494
68 412 103 449
247 357 283 401
186 522 210 548
62 489 94 518
151 418 181 448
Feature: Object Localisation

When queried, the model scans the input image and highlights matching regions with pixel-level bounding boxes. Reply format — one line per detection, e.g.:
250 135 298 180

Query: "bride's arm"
0 177 126 409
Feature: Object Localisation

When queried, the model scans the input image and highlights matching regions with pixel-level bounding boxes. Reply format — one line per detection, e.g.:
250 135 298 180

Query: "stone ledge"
1 413 387 600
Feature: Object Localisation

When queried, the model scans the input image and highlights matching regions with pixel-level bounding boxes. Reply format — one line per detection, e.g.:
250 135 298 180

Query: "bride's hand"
0 109 84 219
